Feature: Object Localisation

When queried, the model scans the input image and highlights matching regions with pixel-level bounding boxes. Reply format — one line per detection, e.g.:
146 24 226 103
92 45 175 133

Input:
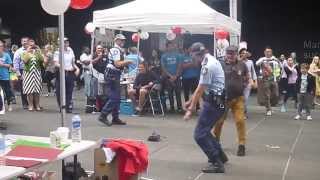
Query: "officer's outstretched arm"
114 60 133 68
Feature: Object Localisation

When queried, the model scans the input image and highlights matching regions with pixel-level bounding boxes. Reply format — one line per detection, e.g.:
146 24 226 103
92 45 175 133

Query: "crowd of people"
0 36 80 114
0 34 320 173
0 35 319 121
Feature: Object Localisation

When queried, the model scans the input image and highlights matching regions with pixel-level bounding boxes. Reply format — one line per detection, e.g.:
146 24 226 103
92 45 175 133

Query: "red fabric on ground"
103 139 149 180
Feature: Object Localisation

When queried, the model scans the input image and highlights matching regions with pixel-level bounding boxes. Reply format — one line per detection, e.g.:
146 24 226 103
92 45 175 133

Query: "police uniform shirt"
107 44 123 70
199 54 225 95
53 47 75 71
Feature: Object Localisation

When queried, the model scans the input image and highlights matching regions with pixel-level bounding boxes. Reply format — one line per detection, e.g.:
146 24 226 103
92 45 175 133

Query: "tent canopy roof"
93 0 241 35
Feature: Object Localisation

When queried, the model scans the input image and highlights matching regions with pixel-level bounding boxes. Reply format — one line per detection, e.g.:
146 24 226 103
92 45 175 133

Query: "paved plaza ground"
2 89 320 180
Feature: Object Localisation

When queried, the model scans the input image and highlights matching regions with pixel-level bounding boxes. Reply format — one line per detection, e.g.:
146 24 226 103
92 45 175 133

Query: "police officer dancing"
184 43 228 173
98 34 133 126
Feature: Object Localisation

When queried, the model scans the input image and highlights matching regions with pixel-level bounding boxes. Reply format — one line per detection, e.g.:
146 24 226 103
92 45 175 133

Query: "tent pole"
229 0 239 45
90 31 95 57
58 15 66 127
137 35 140 54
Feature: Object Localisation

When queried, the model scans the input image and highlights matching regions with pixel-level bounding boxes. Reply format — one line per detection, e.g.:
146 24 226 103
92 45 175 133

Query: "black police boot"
202 159 225 173
112 118 127 125
237 145 246 156
220 150 229 163
208 150 228 164
98 113 112 126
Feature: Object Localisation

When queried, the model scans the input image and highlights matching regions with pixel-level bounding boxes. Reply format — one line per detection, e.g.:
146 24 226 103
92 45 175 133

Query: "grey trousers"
297 93 313 116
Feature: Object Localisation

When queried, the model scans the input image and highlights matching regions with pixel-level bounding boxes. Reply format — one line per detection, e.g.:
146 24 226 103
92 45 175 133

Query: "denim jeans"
194 101 225 161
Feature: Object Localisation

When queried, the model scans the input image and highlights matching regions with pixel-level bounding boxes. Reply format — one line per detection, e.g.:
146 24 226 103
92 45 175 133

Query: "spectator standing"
181 47 200 109
21 39 44 111
43 44 56 96
9 45 18 60
13 37 29 109
92 45 108 112
54 38 80 113
0 40 14 111
80 46 95 113
160 41 183 113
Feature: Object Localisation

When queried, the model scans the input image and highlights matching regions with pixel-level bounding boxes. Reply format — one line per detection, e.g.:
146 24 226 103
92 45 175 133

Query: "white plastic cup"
57 127 70 142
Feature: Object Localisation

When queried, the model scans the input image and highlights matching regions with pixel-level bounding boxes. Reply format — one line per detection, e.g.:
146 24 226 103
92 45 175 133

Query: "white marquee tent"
93 0 241 35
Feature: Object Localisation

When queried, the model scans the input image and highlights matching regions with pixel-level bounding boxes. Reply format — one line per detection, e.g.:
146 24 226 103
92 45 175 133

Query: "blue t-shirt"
182 55 200 79
161 52 182 75
126 54 140 77
0 53 12 80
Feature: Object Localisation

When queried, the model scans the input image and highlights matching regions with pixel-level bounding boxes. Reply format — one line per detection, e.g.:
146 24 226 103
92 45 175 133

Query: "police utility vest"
104 47 124 81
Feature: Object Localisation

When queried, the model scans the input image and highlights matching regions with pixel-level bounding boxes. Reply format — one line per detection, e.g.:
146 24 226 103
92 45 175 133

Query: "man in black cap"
213 45 250 156
184 42 227 173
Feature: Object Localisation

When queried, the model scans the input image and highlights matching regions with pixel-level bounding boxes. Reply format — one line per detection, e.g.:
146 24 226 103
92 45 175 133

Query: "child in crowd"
294 63 315 120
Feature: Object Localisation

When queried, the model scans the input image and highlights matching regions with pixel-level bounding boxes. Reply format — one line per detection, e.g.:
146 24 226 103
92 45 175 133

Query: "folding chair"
147 84 164 117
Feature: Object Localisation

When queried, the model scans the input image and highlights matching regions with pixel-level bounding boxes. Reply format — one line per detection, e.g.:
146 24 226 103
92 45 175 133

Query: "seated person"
128 63 159 115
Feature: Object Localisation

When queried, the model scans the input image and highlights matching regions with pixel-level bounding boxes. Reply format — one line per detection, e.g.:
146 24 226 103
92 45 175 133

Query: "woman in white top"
54 38 80 113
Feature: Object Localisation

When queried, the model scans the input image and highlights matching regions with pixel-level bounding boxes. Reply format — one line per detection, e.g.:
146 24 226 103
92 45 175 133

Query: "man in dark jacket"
213 46 250 156
294 63 315 121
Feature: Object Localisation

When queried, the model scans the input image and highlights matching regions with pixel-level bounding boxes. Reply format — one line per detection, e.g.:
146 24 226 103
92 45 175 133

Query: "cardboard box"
94 148 138 180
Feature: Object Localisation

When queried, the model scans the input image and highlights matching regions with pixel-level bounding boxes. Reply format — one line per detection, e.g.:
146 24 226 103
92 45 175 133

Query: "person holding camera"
21 38 45 111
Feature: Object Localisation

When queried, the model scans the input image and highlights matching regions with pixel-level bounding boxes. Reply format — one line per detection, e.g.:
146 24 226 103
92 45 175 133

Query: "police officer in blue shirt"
98 34 133 126
184 42 228 173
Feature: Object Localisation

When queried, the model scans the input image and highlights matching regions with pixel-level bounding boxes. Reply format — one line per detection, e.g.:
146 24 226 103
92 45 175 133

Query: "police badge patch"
201 67 208 75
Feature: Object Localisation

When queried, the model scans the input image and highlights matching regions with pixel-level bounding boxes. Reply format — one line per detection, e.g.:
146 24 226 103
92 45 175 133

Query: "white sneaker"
280 105 287 112
266 110 272 116
8 105 12 112
294 115 300 120
307 116 312 121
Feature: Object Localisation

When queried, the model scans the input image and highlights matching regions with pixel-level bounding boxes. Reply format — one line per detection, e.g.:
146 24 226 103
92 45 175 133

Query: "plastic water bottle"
71 114 82 142
0 133 5 166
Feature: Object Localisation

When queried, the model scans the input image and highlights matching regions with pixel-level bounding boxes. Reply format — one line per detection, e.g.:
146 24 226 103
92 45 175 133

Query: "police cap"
114 34 126 41
190 42 206 54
